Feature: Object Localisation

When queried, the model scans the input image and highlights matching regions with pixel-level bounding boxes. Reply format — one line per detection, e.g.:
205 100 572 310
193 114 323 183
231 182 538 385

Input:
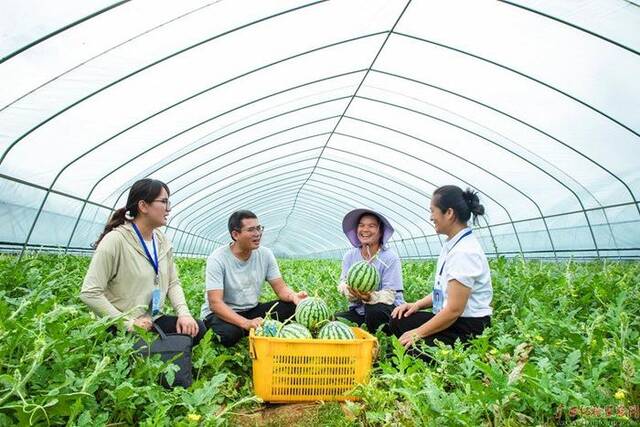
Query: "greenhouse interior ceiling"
0 0 639 260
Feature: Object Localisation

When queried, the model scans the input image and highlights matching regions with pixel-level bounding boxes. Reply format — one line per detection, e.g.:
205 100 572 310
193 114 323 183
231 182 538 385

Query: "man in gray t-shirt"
202 210 307 347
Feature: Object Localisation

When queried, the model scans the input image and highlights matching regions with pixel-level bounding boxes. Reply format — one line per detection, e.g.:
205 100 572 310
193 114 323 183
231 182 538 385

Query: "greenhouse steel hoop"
370 69 640 219
0 1 222 112
274 0 412 246
316 145 499 258
0 173 216 257
176 179 315 253
340 115 596 258
0 0 130 64
65 67 617 256
0 29 381 168
346 99 562 255
183 177 416 256
0 0 331 165
172 147 435 256
393 31 639 139
166 153 323 229
16 32 387 255
354 93 620 256
499 0 640 57
190 170 430 257
103 69 367 204
186 191 352 255
324 143 523 256
172 154 439 253
199 195 355 254
65 124 336 252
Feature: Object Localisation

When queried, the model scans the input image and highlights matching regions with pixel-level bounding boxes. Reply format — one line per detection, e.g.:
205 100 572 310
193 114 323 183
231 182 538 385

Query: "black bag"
134 324 194 388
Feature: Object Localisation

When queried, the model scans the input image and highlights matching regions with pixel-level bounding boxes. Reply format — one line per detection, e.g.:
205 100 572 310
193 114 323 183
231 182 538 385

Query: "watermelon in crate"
294 297 331 331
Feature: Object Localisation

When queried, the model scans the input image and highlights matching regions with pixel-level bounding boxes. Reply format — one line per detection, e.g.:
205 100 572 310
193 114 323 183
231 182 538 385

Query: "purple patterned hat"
342 208 394 247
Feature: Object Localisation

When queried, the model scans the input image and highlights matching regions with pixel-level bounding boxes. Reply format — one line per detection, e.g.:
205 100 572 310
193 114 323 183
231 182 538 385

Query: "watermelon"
294 297 331 331
277 322 312 339
317 321 356 340
255 319 283 337
347 260 380 292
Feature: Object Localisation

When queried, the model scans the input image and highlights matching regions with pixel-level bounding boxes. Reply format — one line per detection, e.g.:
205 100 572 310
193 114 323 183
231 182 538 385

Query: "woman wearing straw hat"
335 209 405 333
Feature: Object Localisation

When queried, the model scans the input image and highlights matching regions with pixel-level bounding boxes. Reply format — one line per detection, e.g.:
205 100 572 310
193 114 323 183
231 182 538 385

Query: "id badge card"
150 286 161 316
433 287 443 313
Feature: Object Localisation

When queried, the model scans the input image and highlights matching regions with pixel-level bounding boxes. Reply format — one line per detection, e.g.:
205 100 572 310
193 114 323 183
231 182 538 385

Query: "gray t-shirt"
200 244 281 317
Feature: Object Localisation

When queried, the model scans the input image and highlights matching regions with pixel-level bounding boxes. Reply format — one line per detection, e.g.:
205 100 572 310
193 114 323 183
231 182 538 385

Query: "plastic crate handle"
372 340 380 361
249 333 256 360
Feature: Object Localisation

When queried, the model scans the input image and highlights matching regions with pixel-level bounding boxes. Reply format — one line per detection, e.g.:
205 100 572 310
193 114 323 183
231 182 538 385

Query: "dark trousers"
153 315 207 347
204 300 296 347
390 311 490 360
335 303 394 334
107 315 207 346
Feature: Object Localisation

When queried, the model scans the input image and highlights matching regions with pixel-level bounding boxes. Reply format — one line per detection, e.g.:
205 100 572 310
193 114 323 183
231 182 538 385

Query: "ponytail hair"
433 185 485 225
93 178 170 248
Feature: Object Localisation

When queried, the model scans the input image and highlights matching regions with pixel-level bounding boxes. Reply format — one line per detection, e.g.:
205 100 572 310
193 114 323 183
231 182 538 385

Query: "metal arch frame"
96 69 637 257
0 0 130 64
1 1 223 112
342 107 562 254
312 167 437 252
272 0 414 246
178 181 318 253
498 1 640 57
0 172 220 249
166 155 322 229
102 75 365 205
13 27 387 255
370 69 640 219
189 171 432 257
70 71 369 247
184 178 417 256
4 2 636 257
353 92 622 255
0 0 332 164
392 31 639 139
161 136 444 256
167 151 439 256
321 144 517 254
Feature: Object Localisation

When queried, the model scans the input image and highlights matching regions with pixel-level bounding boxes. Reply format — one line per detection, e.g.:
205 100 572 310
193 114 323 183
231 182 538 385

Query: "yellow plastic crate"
249 327 378 402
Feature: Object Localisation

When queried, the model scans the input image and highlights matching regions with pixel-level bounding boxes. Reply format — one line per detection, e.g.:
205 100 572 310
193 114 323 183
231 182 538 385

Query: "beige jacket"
80 223 190 329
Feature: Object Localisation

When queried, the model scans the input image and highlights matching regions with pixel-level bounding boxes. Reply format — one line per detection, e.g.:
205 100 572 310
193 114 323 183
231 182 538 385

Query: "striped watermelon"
317 321 356 340
294 297 331 331
277 322 312 339
255 319 283 337
347 260 380 292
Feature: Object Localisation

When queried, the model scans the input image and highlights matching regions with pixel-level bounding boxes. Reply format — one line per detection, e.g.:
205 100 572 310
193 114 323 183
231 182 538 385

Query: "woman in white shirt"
390 185 492 358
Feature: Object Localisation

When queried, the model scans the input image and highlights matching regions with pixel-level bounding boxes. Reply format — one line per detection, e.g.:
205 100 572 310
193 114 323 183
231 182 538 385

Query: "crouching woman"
390 185 492 359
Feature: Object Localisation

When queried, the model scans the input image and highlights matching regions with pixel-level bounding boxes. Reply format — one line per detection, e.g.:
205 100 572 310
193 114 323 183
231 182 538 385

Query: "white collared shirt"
432 227 493 317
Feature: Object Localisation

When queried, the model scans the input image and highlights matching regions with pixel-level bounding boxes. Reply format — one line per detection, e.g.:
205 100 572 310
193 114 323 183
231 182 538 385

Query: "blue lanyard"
438 229 472 276
131 222 159 277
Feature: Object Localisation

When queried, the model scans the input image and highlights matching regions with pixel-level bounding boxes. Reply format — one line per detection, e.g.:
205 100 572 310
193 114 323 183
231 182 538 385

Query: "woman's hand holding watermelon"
348 287 372 302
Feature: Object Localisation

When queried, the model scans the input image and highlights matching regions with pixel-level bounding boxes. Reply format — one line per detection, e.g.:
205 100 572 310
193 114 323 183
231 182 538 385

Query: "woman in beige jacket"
80 178 204 344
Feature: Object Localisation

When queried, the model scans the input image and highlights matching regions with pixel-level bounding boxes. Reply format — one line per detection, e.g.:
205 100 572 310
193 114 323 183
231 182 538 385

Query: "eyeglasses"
152 198 171 210
240 225 264 234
